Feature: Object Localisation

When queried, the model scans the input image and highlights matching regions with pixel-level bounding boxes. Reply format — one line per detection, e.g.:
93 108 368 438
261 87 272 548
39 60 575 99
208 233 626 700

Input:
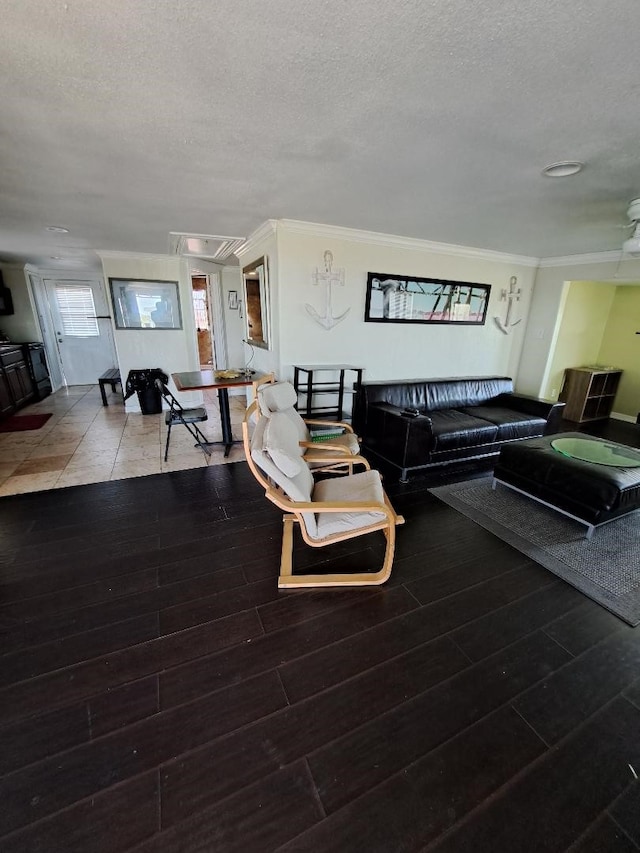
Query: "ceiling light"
46 225 70 233
541 161 584 178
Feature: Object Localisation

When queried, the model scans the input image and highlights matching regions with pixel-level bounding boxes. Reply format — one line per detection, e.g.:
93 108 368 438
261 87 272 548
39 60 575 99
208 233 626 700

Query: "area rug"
430 477 640 626
0 413 52 432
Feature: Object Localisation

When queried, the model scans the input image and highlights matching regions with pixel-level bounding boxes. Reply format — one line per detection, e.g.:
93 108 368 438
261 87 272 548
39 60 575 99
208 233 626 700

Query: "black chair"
155 378 211 461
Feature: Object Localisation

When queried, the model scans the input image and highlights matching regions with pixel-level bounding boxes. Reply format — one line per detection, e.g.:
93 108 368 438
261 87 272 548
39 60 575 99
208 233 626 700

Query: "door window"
55 285 99 337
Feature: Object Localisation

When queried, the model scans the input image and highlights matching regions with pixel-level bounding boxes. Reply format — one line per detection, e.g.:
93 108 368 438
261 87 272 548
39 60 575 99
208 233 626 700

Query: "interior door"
44 278 117 385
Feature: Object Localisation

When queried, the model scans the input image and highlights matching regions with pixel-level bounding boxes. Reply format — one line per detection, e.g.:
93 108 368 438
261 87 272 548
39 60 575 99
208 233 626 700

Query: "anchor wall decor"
494 276 522 335
305 250 350 330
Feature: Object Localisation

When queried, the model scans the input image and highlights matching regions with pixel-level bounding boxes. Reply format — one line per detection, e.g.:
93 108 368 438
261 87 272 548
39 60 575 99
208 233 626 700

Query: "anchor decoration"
305 250 350 330
494 276 522 335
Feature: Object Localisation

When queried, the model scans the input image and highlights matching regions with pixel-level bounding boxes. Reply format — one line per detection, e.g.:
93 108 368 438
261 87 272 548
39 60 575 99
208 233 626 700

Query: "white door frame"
26 269 65 390
186 260 228 368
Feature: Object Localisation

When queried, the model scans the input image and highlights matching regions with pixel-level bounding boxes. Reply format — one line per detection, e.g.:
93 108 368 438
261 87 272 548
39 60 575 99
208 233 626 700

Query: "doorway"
191 275 216 370
41 277 118 386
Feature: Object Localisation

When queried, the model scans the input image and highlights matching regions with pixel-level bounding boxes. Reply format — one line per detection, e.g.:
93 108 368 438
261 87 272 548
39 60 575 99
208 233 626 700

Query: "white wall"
99 253 199 411
273 222 537 391
221 266 245 369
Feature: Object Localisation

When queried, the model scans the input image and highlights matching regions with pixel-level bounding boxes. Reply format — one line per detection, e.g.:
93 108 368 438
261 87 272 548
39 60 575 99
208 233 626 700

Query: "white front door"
44 278 117 385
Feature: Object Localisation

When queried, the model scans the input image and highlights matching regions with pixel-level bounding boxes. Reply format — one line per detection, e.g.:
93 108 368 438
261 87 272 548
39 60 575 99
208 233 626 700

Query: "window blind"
55 285 99 337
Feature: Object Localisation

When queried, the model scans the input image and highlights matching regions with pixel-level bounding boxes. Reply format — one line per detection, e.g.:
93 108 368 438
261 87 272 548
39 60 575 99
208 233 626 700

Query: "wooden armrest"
303 418 354 434
300 441 351 455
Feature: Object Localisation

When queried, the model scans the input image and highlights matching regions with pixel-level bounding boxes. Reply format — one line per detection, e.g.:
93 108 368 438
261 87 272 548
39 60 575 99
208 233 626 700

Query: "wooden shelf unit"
559 366 622 423
293 364 363 421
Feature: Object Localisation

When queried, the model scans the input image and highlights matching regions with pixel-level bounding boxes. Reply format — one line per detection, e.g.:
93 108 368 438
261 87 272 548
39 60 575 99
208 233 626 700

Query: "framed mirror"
242 256 270 349
364 272 490 325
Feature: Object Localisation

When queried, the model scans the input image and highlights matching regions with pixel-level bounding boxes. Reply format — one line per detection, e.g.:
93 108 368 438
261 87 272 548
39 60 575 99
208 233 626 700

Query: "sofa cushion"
429 409 498 451
426 377 513 411
355 376 513 414
459 406 546 440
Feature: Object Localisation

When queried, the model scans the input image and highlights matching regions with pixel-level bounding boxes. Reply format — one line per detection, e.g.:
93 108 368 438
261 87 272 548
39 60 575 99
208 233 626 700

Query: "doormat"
0 413 53 432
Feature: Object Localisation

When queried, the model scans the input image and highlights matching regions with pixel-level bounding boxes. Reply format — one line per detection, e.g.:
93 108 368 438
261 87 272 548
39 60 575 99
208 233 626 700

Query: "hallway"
0 386 246 496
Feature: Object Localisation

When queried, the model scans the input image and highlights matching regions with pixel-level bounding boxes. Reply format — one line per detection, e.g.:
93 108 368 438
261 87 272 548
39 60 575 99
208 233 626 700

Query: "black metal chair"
155 378 211 461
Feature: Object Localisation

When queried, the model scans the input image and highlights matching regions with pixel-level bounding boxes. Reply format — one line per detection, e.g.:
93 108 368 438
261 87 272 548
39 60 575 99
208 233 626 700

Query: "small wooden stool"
99 368 122 406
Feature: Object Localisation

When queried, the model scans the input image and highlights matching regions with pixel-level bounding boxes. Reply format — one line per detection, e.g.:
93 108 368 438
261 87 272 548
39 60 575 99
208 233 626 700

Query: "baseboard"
610 411 637 424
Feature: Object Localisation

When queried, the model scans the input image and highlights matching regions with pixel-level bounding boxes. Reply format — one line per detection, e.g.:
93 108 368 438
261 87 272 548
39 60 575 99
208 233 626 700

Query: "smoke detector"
622 199 640 256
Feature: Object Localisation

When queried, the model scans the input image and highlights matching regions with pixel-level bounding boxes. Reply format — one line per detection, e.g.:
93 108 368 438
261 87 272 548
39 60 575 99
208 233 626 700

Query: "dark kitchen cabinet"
0 369 13 416
0 345 36 419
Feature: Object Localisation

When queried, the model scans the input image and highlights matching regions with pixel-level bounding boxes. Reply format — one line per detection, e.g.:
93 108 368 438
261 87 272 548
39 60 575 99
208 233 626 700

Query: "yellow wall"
544 281 615 399
597 286 640 418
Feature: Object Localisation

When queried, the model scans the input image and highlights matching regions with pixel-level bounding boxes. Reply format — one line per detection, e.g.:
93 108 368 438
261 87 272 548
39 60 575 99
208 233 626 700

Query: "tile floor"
0 385 247 496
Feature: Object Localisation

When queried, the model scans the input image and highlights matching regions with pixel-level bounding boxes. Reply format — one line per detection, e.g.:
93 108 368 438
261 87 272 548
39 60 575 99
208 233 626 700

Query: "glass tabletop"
551 436 640 467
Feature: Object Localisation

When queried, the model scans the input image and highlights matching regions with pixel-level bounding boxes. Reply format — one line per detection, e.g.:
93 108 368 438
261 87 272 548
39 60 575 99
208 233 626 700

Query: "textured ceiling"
1 0 639 270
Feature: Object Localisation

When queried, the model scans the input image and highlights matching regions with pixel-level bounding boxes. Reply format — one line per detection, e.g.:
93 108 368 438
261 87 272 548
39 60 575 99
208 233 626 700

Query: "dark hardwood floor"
1 418 639 852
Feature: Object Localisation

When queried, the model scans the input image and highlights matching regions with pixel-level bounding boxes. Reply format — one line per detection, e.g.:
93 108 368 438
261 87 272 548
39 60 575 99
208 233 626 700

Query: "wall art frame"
109 278 183 330
364 272 491 325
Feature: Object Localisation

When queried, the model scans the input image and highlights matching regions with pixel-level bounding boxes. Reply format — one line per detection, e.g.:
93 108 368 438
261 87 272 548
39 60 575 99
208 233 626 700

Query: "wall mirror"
364 272 490 325
242 257 270 349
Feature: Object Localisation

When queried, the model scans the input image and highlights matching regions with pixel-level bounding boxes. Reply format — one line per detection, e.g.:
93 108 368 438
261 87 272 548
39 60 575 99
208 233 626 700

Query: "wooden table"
172 369 260 456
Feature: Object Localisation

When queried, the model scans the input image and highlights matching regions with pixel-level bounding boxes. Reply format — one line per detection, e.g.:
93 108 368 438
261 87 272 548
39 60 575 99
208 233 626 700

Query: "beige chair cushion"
259 380 361 468
258 382 298 416
264 412 303 477
250 414 317 536
312 469 386 539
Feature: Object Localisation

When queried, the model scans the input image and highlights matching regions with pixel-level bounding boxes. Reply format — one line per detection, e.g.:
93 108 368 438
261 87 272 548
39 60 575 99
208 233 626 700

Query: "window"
55 285 99 337
108 279 182 329
192 290 209 330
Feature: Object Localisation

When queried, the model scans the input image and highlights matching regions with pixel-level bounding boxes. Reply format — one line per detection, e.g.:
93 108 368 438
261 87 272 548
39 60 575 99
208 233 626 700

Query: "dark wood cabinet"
0 345 36 419
560 366 622 422
0 369 14 416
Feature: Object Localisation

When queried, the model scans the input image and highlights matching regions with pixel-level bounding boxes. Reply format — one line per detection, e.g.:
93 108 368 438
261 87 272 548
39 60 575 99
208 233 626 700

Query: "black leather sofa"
352 376 565 482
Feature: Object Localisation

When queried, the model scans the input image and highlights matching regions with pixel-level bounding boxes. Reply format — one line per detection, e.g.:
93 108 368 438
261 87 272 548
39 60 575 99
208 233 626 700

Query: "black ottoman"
493 433 640 538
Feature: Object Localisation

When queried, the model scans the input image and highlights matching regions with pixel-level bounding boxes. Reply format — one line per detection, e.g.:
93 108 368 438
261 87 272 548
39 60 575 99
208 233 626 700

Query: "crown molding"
28 268 103 279
97 250 178 262
235 220 277 259
538 250 623 268
275 219 540 267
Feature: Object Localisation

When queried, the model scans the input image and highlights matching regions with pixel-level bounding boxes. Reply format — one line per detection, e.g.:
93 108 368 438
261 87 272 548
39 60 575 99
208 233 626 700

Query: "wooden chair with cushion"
256 380 369 475
242 400 404 588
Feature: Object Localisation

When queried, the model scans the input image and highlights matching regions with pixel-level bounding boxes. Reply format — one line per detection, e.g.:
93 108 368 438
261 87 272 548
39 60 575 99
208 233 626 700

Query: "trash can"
124 368 168 415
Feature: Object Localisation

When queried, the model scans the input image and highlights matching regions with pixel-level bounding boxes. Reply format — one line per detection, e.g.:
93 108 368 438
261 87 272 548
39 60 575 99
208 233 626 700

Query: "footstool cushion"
494 433 640 526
